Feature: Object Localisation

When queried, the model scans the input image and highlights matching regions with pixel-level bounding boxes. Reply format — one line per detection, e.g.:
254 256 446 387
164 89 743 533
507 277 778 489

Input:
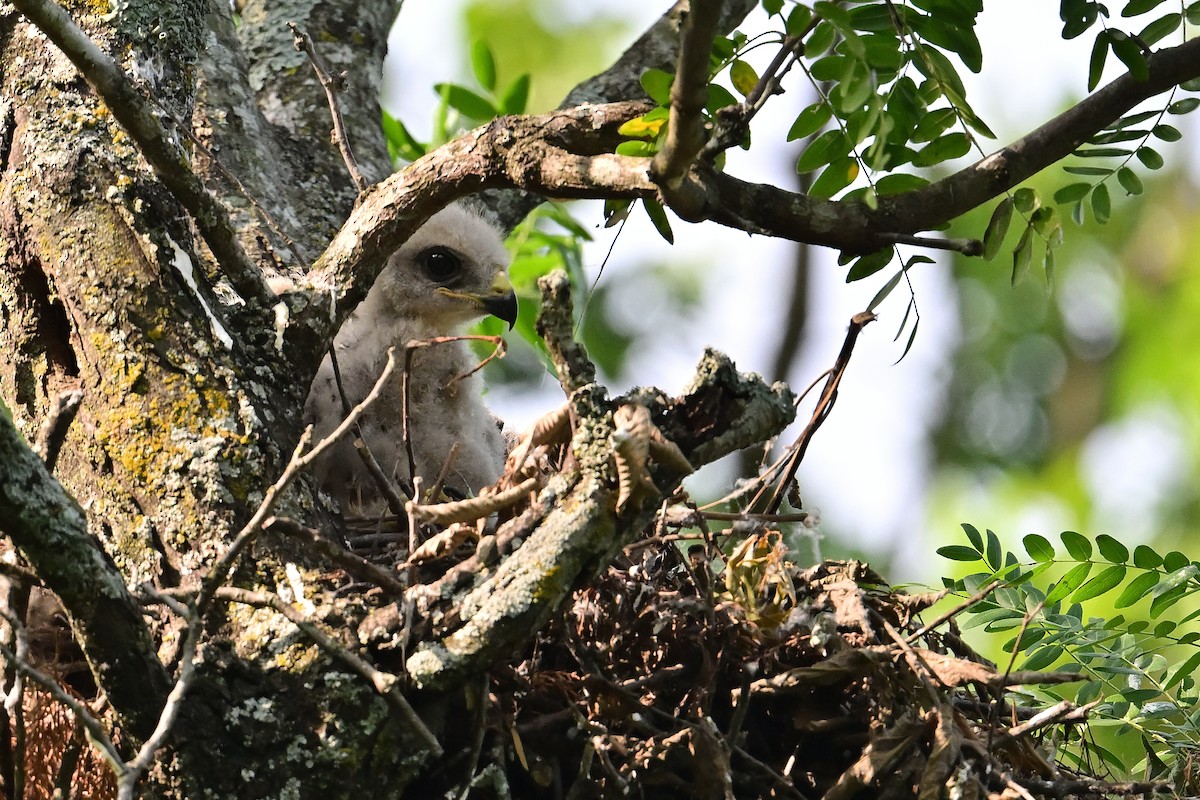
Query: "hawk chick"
304 204 518 513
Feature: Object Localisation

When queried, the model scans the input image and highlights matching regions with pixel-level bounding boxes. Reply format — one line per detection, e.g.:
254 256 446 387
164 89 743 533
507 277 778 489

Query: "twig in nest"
265 516 407 596
288 23 368 195
759 311 875 515
408 477 541 527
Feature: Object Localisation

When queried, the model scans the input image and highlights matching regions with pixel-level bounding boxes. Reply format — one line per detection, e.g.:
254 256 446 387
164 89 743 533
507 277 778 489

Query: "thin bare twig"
401 335 507 496
761 311 875 514
120 592 204 800
288 23 369 195
905 580 1002 643
329 347 411 515
265 516 408 597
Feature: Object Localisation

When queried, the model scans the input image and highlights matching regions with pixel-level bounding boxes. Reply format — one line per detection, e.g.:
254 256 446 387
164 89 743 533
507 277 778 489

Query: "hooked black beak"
481 272 519 330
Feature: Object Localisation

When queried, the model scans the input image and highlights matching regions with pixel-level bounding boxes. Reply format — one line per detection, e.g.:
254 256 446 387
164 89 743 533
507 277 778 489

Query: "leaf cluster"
940 523 1200 781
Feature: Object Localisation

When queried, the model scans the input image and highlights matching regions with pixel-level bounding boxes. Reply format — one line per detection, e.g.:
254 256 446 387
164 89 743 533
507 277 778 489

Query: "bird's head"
376 204 519 332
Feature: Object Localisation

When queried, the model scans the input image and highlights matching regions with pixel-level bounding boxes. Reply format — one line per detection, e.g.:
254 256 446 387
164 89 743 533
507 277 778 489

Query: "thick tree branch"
10 0 271 305
0 413 170 741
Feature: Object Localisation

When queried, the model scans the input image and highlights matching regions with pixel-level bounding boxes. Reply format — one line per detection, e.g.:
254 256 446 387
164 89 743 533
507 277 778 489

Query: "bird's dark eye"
419 246 463 285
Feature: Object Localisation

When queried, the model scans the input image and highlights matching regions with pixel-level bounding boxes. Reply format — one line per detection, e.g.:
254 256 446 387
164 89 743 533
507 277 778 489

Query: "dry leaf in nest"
722 527 797 630
407 523 476 564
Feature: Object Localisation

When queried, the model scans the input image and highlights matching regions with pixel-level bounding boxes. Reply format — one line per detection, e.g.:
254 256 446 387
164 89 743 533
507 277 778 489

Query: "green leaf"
874 174 930 195
1117 167 1144 195
1152 123 1182 141
1023 644 1067 671
1061 530 1093 560
615 140 655 157
912 108 958 143
810 54 848 83
867 256 931 311
1096 534 1129 563
787 103 832 142
762 0 784 14
912 132 970 167
1114 571 1160 608
1162 550 1190 571
642 198 674 244
815 1 865 57
380 110 425 162
1091 181 1111 224
786 4 814 35
809 157 860 199
845 249 894 282
498 74 531 115
938 544 983 562
805 20 837 57
1062 1 1099 38
982 197 1014 261
706 84 738 116
1169 97 1200 114
1064 165 1119 176
1074 146 1133 158
1071 564 1126 602
1122 0 1169 15
1087 32 1109 91
470 40 497 92
433 83 498 120
1133 544 1163 569
640 68 674 105
1046 562 1094 604
1053 182 1092 204
796 129 850 173
1013 187 1039 213
1149 583 1188 617
1165 650 1200 691
962 522 984 551
1011 225 1033 285
1137 147 1164 170
1110 33 1150 81
1139 13 1181 45
730 59 759 97
1024 534 1055 562
984 529 1002 571
912 13 983 72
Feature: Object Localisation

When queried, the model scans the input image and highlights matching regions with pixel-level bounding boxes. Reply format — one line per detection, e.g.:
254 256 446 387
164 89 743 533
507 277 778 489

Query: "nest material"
433 538 1163 800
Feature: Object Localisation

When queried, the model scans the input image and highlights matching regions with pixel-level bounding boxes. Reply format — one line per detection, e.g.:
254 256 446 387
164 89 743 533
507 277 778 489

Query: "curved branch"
292 36 1200 375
